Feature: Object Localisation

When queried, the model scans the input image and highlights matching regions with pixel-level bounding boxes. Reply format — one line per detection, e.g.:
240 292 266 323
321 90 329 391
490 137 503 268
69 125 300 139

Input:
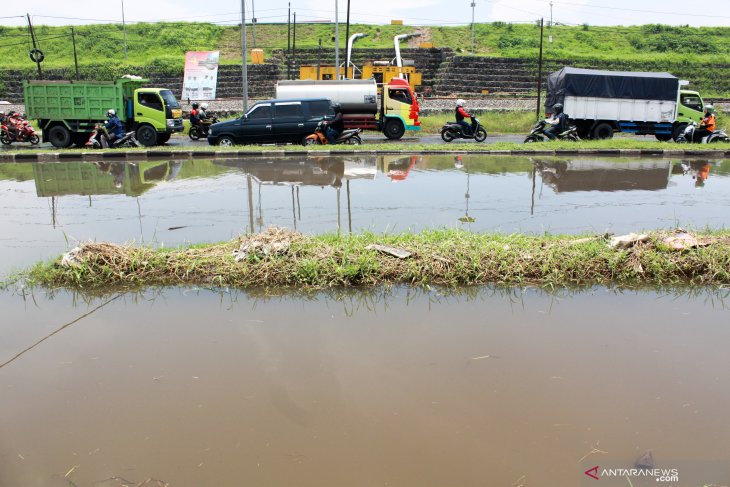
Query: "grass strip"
23 228 730 291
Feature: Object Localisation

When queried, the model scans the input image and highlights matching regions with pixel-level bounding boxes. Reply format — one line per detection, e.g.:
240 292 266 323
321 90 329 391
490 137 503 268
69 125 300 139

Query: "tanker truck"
545 67 706 141
275 78 420 140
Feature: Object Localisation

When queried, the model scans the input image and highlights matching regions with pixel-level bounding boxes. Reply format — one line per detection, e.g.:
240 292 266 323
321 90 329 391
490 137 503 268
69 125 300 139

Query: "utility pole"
536 18 544 120
471 1 476 55
344 0 351 79
317 38 322 79
71 27 79 80
549 1 553 46
287 3 291 80
252 0 257 48
335 0 339 78
26 14 42 79
241 0 248 111
121 0 128 61
293 13 296 78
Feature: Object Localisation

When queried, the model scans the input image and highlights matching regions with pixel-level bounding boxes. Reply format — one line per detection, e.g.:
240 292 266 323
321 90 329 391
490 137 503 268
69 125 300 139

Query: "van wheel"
48 125 72 148
592 123 613 139
136 125 158 146
384 119 405 140
217 136 235 147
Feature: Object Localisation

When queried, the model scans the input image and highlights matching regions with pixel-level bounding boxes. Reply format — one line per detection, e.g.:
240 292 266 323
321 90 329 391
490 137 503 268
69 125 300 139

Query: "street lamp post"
121 0 128 60
241 0 248 111
335 0 339 78
471 1 476 55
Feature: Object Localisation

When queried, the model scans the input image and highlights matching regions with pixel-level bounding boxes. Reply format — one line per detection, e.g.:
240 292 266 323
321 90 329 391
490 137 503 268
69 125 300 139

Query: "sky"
2 0 730 27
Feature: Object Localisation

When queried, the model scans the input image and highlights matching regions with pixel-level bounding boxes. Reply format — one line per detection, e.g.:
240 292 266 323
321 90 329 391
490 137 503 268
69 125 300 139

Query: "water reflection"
2 155 730 276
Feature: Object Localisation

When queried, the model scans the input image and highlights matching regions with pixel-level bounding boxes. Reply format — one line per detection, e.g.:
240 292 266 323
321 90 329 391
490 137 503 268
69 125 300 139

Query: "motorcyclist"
693 105 716 142
455 99 472 135
199 102 209 120
325 103 345 144
105 109 125 145
545 103 568 140
190 102 201 127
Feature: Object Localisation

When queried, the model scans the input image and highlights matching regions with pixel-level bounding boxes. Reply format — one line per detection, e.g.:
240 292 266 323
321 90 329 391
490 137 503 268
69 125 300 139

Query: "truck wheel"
384 120 405 140
655 134 672 142
673 124 687 142
592 123 613 140
48 125 72 148
157 133 171 144
136 125 158 146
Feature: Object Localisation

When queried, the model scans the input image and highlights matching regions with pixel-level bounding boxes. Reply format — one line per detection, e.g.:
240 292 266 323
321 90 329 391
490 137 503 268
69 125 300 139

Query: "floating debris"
365 244 412 259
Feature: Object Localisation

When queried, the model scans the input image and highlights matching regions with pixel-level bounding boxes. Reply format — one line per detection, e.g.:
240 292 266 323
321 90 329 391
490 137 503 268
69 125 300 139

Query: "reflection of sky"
2 156 730 276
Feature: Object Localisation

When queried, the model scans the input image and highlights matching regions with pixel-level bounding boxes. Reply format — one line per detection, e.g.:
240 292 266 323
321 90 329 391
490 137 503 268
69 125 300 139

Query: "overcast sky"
3 0 730 27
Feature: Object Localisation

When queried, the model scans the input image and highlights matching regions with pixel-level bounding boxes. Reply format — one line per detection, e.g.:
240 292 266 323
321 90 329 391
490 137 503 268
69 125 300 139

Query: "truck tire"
592 123 614 140
73 133 90 147
384 119 405 140
136 125 158 147
655 133 672 142
673 124 687 142
157 133 171 144
48 125 72 148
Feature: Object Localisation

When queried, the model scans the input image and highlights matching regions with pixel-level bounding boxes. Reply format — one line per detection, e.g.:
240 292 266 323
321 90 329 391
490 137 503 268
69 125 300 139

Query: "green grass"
21 228 730 291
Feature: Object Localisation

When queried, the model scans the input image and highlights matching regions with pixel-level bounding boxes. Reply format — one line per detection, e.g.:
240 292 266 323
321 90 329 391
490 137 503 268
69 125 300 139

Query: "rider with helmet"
694 105 716 142
199 102 209 120
105 109 125 144
190 102 201 127
325 103 345 143
545 103 568 140
455 99 473 135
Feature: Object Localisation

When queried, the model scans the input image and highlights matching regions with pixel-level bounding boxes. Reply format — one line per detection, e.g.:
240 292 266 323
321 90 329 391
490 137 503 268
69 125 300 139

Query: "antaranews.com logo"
584 466 680 483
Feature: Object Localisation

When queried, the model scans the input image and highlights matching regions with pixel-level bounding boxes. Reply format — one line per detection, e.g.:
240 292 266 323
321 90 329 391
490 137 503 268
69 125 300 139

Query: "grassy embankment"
2 23 730 95
24 228 730 291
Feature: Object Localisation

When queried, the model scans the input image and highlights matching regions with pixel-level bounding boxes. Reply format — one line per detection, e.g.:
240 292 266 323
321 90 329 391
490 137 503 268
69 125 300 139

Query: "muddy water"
2 155 730 486
1 156 730 276
1 287 729 487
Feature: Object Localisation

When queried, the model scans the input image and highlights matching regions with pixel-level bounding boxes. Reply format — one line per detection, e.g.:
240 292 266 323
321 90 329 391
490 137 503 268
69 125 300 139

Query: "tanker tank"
276 79 378 115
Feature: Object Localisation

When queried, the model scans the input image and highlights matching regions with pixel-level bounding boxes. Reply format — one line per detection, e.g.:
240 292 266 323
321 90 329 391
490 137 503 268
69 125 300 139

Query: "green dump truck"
23 77 184 148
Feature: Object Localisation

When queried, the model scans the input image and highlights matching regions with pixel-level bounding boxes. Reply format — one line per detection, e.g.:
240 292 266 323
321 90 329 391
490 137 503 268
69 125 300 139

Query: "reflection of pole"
346 179 352 233
137 197 143 242
247 174 254 234
291 186 297 230
296 186 301 220
337 186 341 234
257 182 263 232
51 196 56 228
531 165 536 216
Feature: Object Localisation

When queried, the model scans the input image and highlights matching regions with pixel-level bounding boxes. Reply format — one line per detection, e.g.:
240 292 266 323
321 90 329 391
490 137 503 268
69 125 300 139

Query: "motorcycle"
440 117 487 143
85 125 140 149
1 120 40 145
303 120 363 145
524 119 581 143
675 121 730 144
188 116 219 140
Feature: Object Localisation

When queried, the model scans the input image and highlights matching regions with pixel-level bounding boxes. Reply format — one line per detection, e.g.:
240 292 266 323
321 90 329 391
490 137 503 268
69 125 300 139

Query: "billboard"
182 51 220 101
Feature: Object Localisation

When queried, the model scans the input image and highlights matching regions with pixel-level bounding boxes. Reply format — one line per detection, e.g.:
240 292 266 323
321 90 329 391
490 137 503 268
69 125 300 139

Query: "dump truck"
545 67 707 141
275 78 420 139
23 76 184 148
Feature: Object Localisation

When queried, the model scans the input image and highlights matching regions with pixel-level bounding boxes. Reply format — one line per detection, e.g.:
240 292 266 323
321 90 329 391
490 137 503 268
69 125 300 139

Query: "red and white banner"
182 51 220 101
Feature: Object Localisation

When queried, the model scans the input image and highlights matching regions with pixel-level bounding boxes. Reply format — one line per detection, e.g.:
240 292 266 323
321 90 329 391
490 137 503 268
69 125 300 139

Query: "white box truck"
545 67 707 141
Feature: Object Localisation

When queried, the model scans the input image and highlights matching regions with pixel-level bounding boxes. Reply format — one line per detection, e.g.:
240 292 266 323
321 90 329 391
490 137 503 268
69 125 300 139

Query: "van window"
138 92 163 111
247 104 272 120
309 100 334 117
274 102 304 118
388 88 412 105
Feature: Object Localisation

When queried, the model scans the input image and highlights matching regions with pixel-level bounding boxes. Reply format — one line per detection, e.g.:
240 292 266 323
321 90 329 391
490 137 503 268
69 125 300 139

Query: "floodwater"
2 155 730 486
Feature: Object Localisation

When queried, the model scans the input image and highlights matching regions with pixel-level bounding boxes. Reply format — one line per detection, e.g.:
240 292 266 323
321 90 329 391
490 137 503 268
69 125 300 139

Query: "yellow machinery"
299 66 353 80
361 63 422 88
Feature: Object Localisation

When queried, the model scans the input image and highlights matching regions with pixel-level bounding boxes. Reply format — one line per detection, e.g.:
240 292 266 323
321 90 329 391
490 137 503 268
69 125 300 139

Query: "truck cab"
132 87 184 146
677 90 705 124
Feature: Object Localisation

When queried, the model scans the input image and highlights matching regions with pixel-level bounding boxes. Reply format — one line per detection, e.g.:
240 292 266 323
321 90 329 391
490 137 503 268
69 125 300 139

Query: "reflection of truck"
533 159 672 192
545 67 706 141
23 77 184 148
275 78 420 140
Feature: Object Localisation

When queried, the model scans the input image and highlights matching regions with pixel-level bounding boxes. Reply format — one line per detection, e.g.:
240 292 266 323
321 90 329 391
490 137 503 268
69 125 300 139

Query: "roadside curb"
1 148 729 162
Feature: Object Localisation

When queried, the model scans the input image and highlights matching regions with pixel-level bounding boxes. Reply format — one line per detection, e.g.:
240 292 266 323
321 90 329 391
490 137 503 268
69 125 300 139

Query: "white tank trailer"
276 79 378 115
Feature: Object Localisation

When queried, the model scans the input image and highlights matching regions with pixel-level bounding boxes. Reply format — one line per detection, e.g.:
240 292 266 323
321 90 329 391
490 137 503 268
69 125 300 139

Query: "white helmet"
201 103 209 110
456 99 465 107
107 109 116 117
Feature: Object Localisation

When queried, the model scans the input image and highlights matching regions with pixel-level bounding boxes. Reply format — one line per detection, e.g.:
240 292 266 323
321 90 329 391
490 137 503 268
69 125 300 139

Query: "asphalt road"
1 133 526 151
